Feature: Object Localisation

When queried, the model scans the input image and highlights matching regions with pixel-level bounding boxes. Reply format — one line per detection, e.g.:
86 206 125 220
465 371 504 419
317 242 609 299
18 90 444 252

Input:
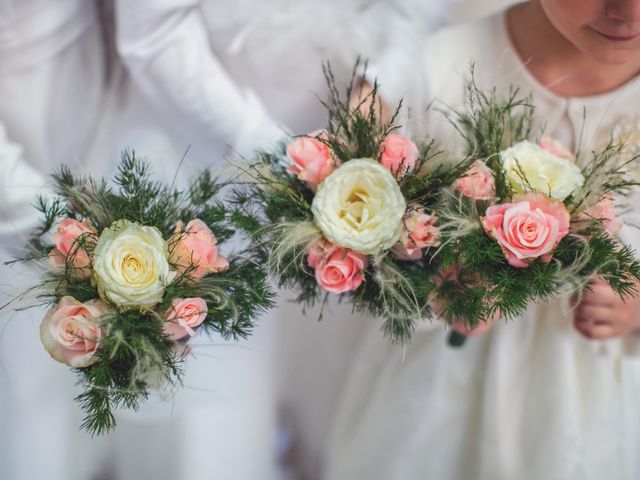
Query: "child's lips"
592 28 640 43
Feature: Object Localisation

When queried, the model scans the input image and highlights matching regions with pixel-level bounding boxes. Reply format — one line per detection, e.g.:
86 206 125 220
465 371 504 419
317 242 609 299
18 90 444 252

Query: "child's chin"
593 48 640 66
586 39 640 66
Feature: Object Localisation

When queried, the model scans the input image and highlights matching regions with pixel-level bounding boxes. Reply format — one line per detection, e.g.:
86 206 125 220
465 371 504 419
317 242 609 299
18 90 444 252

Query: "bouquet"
431 75 640 343
232 63 471 343
8 152 273 434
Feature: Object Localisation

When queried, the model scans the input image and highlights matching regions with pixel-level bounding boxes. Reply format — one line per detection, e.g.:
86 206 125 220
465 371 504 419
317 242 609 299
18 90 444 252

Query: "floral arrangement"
432 77 640 340
232 64 470 343
11 152 273 434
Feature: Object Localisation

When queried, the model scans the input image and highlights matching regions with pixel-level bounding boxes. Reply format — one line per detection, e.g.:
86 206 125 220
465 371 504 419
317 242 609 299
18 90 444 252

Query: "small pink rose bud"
452 160 495 200
49 218 96 277
287 131 336 190
379 133 419 177
164 297 208 340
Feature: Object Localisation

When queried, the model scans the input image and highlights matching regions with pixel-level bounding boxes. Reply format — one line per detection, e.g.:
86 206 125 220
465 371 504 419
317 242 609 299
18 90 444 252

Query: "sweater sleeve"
114 0 285 157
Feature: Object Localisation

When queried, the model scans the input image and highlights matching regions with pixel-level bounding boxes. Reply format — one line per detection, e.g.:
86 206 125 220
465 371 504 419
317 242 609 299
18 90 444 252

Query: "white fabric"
0 3 112 480
0 124 46 253
450 0 517 23
0 2 276 480
327 13 640 480
0 0 106 174
0 0 95 72
114 0 454 159
114 0 286 160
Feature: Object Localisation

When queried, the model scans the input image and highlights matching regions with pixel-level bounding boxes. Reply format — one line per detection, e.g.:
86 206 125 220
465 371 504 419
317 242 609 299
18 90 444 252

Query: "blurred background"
0 1 516 479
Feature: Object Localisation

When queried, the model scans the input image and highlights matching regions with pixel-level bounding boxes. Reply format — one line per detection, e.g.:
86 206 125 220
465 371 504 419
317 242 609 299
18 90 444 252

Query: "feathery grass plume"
5 151 274 434
569 138 640 215
263 222 323 276
362 253 433 343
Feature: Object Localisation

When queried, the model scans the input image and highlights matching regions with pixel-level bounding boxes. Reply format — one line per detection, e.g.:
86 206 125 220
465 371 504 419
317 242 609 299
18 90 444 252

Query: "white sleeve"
354 5 423 106
0 125 48 253
349 2 441 139
114 0 286 156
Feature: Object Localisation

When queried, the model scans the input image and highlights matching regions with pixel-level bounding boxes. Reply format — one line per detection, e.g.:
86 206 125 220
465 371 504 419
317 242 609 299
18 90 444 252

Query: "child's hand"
433 264 499 336
348 79 390 123
572 278 640 340
432 295 497 336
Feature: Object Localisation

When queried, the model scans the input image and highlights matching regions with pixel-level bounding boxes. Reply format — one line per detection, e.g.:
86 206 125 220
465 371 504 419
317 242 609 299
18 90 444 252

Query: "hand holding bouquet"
432 76 640 340
233 63 471 343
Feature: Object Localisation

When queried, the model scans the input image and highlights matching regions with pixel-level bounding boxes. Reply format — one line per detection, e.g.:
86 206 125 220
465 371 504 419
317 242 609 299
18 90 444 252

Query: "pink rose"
49 218 96 277
452 160 495 200
307 241 368 293
539 136 575 162
171 219 228 279
379 133 419 177
287 131 336 191
164 297 208 340
584 196 623 234
482 192 570 268
40 296 107 368
307 239 331 269
393 209 440 260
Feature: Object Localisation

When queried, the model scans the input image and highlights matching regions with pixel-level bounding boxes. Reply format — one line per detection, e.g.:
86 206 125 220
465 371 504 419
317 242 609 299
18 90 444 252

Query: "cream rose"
311 158 406 254
501 140 584 201
93 220 176 308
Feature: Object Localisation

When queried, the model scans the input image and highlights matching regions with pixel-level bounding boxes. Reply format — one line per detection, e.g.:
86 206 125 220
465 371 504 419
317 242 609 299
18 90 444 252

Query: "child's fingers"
574 305 614 323
575 279 619 306
576 287 618 308
574 319 616 340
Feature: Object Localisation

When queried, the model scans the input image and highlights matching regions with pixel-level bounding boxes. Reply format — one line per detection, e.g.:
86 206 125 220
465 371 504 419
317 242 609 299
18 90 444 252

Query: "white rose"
501 140 584 201
93 220 176 308
311 158 406 254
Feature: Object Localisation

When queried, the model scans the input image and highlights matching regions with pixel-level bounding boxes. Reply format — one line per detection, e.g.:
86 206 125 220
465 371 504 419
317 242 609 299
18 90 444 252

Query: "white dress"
326 13 640 480
0 2 111 479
